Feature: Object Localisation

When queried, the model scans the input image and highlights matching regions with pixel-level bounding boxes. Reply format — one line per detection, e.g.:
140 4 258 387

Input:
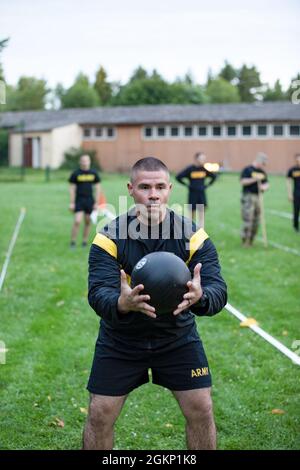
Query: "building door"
24 137 33 167
32 137 41 168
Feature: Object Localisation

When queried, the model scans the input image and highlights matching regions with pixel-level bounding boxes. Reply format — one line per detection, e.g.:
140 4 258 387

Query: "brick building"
1 102 299 173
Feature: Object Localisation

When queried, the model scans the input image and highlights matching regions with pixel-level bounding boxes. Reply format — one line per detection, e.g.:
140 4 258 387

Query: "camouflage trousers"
241 193 261 242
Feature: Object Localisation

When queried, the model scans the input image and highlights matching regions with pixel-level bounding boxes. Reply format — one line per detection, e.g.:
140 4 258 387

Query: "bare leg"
71 211 83 243
172 388 216 450
83 394 127 450
83 213 92 244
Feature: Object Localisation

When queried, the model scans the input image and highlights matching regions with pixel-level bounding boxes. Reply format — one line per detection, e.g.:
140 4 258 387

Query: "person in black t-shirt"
82 157 227 450
286 153 300 232
68 154 101 247
176 152 217 224
240 153 269 246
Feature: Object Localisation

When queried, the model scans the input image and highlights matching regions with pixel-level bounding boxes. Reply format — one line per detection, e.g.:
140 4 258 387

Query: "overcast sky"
1 0 299 89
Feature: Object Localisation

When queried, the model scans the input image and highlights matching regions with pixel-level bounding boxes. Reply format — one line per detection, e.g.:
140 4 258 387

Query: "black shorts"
75 197 94 214
188 190 207 209
87 328 212 396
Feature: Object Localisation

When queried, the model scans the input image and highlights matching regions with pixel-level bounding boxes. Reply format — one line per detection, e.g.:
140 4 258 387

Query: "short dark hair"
131 157 169 181
194 151 204 160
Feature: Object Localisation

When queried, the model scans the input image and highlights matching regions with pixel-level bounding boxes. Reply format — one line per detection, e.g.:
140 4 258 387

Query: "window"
198 126 207 136
242 125 252 136
290 125 300 136
171 126 179 137
157 127 165 137
107 127 115 138
227 126 236 136
83 128 91 137
273 125 283 136
95 127 102 137
213 126 221 136
257 125 267 136
184 126 193 137
144 127 152 137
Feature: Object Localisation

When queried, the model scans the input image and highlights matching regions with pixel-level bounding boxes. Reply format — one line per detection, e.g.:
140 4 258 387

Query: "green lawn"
0 169 299 450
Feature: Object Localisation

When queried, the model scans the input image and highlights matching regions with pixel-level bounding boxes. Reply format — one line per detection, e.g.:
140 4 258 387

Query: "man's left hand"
173 263 203 315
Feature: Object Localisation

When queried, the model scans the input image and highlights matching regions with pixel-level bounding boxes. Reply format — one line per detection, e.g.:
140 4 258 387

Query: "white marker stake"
225 303 300 366
0 208 26 292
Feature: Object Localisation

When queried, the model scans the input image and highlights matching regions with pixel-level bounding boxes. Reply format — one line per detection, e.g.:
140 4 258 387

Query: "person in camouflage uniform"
240 153 269 246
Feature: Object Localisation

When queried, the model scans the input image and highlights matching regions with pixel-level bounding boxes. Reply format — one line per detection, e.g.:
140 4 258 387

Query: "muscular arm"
240 177 258 187
286 178 293 201
205 172 217 188
187 238 227 316
94 183 101 205
69 183 76 203
176 167 190 187
88 244 121 324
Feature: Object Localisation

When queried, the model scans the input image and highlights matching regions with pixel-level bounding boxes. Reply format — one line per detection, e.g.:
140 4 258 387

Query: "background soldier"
176 152 217 224
286 153 300 232
240 153 269 247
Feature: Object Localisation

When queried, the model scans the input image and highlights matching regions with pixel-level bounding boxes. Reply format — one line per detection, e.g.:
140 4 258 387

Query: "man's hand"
173 263 203 316
93 202 98 210
69 202 75 212
117 270 156 318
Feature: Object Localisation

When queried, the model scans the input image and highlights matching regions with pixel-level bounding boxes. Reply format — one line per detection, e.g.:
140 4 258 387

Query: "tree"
286 73 300 103
94 66 112 105
169 80 208 104
219 61 238 83
114 74 172 105
237 65 262 102
60 73 99 108
263 79 286 101
129 66 148 82
206 78 240 103
0 37 9 81
5 77 49 110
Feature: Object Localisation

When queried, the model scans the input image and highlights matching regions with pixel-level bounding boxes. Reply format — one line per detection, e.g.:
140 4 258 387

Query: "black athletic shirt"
240 165 268 194
88 209 227 342
176 165 216 192
69 169 101 198
287 166 300 196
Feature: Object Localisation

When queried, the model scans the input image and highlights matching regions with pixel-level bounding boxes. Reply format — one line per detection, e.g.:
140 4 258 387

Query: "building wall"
51 123 82 168
9 133 23 166
9 131 52 167
9 124 82 169
82 125 300 174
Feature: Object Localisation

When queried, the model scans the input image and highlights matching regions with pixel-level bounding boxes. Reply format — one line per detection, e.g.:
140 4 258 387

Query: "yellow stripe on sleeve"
92 233 117 259
187 228 209 264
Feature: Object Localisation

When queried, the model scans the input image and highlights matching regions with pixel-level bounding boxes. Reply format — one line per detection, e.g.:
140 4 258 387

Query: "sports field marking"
225 303 300 366
0 208 26 292
268 209 292 220
218 223 300 257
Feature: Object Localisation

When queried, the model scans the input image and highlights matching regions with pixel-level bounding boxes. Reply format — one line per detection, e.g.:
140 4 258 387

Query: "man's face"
80 155 91 170
127 170 172 224
296 155 300 166
196 154 206 166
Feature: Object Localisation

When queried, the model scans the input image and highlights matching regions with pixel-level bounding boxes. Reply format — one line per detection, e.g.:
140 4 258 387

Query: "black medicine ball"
131 251 192 315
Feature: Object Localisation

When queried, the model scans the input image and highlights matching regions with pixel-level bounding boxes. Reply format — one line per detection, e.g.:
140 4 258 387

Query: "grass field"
0 168 299 450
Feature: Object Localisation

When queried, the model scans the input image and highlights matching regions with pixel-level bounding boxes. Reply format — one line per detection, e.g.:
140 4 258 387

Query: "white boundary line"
268 209 292 220
225 303 300 366
0 208 26 292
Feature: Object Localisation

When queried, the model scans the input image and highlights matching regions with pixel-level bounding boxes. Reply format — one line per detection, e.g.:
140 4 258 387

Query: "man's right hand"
117 270 156 318
69 203 75 212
